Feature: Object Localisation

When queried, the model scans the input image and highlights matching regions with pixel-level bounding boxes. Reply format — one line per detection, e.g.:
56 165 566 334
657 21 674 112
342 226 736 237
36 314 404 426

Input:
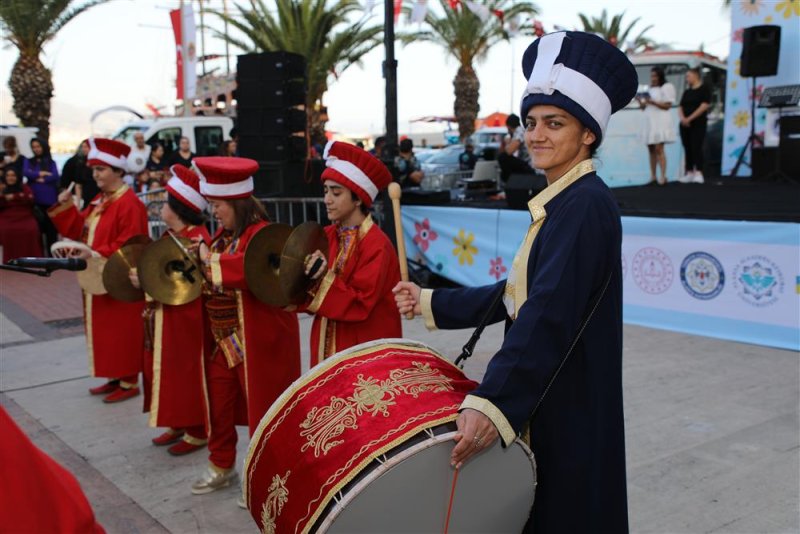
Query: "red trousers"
205 349 248 470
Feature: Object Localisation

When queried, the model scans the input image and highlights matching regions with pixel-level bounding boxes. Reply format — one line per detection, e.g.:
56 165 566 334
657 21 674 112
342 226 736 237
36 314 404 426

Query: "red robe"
48 186 148 378
305 215 402 366
0 185 43 260
206 221 302 433
0 407 105 533
143 224 211 429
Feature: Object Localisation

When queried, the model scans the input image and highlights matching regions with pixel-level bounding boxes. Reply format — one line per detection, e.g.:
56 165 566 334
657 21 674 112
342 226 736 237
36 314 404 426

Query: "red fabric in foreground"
245 340 478 533
0 407 105 533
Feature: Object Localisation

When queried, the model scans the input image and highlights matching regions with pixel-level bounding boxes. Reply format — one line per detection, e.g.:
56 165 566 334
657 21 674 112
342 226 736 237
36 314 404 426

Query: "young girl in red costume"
189 156 301 501
130 165 210 456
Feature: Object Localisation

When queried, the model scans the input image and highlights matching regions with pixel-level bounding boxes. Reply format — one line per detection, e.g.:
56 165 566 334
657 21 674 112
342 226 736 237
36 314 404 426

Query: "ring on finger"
472 435 483 448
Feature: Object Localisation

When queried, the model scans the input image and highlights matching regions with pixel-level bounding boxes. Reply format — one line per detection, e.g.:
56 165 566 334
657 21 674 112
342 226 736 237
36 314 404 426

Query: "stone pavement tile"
0 311 32 345
0 335 87 391
1 394 167 534
0 269 83 322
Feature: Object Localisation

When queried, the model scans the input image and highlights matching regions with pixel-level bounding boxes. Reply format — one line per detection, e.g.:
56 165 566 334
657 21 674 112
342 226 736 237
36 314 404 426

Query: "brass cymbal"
76 256 108 295
244 224 293 307
138 236 202 305
103 235 151 302
281 222 329 305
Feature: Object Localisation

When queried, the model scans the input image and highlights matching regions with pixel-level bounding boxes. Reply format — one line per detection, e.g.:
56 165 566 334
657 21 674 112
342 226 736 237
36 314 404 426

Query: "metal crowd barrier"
137 190 389 239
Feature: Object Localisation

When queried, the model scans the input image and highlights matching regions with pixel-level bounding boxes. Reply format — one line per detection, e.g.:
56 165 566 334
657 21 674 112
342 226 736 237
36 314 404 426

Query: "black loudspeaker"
238 135 307 162
235 79 307 109
751 147 777 179
505 173 547 210
740 25 781 77
253 160 324 198
237 52 306 81
236 51 308 165
237 107 306 136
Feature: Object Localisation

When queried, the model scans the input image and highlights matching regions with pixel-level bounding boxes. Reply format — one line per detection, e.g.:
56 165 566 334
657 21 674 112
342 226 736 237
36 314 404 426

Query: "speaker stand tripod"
729 77 762 178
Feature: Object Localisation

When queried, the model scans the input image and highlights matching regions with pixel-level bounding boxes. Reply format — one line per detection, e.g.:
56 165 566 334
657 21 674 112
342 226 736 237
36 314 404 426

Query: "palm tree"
0 0 106 143
577 9 655 53
403 0 539 141
212 0 382 144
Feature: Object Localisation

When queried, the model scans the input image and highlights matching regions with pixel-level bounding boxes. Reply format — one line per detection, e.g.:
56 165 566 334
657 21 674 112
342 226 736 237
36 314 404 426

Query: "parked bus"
598 51 727 187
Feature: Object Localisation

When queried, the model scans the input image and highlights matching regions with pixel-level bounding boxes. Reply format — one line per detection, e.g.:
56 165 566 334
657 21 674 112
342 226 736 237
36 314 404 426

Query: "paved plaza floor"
1 268 797 533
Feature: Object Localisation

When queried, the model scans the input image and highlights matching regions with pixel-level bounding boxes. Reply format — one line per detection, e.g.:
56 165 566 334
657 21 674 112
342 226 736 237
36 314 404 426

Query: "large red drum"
244 339 536 533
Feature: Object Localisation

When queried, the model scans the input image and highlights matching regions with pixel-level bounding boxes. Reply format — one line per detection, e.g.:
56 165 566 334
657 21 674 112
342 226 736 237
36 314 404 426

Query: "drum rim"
318 430 537 532
243 338 473 524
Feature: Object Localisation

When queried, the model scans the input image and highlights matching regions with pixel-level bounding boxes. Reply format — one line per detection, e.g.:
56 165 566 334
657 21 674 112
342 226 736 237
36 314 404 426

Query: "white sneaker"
678 172 693 183
692 171 704 184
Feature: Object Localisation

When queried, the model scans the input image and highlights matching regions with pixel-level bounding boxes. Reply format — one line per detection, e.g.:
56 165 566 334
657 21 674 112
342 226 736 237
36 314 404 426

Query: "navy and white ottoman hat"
520 31 638 146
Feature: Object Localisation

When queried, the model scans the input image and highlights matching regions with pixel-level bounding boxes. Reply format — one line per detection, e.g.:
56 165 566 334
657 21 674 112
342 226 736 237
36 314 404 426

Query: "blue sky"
0 0 733 150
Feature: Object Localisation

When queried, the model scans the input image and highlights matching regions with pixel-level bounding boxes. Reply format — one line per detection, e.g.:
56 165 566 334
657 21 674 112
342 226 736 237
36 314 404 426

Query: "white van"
112 116 234 158
0 125 39 158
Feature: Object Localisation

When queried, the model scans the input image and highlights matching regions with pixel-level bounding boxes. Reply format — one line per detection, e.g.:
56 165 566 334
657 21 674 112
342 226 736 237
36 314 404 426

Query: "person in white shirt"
637 67 676 185
127 132 152 175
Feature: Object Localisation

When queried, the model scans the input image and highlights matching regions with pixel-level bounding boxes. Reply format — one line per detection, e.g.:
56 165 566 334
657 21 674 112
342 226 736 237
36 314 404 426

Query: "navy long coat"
428 171 628 533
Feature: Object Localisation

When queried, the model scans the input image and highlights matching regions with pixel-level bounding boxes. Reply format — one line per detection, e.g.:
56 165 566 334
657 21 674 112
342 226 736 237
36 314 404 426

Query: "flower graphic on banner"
731 80 738 89
734 110 750 128
732 28 745 42
489 257 507 280
452 229 478 265
741 0 762 15
412 219 438 252
775 0 799 18
735 58 741 76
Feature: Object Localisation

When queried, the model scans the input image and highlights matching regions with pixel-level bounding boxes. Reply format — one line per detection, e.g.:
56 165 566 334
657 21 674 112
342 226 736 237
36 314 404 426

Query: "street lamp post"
383 0 398 161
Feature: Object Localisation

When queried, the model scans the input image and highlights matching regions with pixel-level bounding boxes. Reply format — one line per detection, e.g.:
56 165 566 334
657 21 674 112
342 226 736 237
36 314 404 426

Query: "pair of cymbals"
102 235 152 301
138 235 203 305
244 222 329 307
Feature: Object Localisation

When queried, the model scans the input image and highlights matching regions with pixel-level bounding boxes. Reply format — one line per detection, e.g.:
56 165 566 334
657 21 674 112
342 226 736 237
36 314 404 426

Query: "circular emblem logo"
680 252 725 300
632 247 673 294
732 255 784 307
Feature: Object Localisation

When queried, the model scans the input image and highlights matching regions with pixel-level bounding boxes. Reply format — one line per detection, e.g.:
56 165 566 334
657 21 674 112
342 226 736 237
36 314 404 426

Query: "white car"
113 116 233 158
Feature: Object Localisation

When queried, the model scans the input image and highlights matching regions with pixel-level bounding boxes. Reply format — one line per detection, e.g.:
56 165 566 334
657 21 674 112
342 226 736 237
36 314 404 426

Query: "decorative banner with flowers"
722 0 800 176
401 205 798 350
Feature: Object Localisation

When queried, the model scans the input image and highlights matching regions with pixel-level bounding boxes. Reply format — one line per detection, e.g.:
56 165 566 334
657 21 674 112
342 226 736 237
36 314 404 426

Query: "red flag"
394 0 402 22
448 0 460 9
533 20 545 38
169 8 183 100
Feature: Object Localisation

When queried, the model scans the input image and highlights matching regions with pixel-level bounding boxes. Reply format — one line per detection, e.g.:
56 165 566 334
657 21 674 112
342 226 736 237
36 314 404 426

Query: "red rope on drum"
443 468 460 534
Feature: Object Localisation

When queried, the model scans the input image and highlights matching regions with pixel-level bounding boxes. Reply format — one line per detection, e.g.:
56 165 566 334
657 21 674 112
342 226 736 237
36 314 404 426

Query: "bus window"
114 126 147 145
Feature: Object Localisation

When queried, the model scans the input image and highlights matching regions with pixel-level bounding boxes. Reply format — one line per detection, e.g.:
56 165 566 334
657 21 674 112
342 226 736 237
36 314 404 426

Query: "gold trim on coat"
460 394 516 447
420 289 437 331
506 159 594 319
210 253 223 290
85 293 95 376
148 304 165 427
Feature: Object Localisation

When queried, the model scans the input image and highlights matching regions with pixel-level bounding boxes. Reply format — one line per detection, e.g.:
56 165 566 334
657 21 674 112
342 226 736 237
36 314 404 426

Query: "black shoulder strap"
529 270 613 421
454 282 506 369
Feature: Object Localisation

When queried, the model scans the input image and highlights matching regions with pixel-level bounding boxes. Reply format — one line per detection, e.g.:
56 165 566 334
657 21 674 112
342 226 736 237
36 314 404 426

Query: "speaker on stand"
729 25 781 178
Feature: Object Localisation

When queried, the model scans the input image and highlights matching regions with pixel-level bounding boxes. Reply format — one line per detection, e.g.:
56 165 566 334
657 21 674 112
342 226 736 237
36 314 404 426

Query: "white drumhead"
320 430 536 533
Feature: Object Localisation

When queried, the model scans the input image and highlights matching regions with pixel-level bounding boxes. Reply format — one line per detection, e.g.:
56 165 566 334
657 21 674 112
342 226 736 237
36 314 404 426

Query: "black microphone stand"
0 264 56 277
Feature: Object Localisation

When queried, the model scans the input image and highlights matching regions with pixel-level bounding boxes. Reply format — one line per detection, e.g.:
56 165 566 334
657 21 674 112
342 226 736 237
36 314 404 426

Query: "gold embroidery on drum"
261 470 290 534
299 362 454 457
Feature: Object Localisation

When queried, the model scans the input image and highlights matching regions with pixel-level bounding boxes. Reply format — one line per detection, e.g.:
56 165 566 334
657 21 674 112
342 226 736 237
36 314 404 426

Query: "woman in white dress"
638 67 676 185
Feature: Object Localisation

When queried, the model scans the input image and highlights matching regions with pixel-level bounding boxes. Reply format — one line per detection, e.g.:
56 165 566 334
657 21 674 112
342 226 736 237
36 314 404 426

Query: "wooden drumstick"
388 182 415 320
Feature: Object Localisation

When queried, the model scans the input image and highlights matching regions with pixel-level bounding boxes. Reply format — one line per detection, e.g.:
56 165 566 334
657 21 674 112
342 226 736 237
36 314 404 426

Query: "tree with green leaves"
212 0 382 144
577 9 655 53
401 0 539 141
0 0 106 143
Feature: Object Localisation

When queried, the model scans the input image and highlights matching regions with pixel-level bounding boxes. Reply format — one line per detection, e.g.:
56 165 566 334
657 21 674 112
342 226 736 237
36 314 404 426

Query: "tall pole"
383 0 398 161
223 0 231 75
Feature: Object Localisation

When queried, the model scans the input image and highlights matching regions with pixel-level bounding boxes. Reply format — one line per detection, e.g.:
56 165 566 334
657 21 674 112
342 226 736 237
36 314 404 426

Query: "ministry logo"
680 252 725 300
732 255 784 307
632 247 673 294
